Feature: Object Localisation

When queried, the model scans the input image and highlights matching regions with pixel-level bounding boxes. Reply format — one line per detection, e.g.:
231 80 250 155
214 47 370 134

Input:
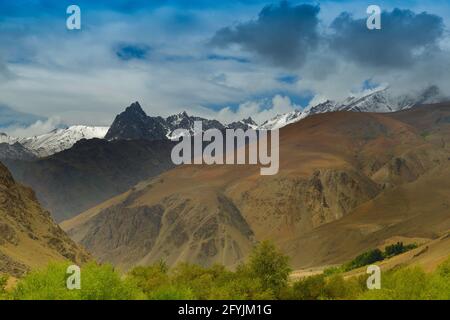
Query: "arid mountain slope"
283 162 450 268
62 105 450 270
0 162 89 277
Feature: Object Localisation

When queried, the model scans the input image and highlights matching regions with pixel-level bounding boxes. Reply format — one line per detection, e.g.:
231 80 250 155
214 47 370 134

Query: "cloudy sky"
1 0 450 135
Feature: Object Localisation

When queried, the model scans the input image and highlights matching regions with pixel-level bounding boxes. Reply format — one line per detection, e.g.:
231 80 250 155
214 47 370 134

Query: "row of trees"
324 242 419 275
0 241 448 300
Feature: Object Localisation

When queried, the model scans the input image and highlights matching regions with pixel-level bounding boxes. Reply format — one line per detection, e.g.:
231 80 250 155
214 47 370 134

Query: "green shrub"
128 261 169 295
7 247 449 300
12 262 144 300
126 242 288 300
147 285 196 300
290 274 327 300
323 266 345 276
424 257 450 300
359 267 429 300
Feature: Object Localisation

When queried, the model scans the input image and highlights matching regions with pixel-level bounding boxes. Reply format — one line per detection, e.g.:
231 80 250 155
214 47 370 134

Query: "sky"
1 0 450 136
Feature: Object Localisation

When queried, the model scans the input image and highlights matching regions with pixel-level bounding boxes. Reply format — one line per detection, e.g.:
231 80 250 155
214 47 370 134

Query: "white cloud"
4 117 62 138
0 2 450 129
210 94 301 125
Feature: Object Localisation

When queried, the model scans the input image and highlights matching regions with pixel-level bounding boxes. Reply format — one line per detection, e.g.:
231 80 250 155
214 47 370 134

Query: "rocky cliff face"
66 183 255 270
0 162 90 277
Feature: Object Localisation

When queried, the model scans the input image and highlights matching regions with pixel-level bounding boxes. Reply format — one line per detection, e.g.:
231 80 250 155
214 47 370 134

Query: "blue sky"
1 0 450 135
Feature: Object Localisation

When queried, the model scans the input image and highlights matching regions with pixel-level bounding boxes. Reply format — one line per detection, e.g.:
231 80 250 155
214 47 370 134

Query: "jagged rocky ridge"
105 102 257 141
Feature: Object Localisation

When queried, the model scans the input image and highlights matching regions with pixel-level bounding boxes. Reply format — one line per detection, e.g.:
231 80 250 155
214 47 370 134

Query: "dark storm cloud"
330 8 445 68
210 1 320 68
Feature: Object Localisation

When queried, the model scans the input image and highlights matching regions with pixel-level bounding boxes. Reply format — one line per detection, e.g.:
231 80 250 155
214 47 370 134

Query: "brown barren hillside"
62 105 450 271
0 162 90 277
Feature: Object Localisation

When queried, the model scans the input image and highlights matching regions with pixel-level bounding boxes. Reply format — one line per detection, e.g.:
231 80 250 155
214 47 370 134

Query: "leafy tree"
344 249 384 271
384 242 417 258
247 241 291 296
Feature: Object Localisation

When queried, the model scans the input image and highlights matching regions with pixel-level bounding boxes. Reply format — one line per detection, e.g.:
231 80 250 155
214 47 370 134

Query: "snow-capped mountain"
21 125 109 157
1 126 109 158
226 117 258 130
106 86 445 139
260 85 443 130
166 111 225 139
105 102 226 141
1 85 444 158
259 110 304 130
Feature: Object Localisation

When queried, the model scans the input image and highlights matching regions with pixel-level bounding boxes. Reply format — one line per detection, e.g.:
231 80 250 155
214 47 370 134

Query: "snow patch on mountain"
259 110 303 130
0 132 20 145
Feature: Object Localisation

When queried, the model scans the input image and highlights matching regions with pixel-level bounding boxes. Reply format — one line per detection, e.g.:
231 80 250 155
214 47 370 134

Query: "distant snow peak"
2 126 109 157
226 117 258 131
259 85 443 130
259 109 303 130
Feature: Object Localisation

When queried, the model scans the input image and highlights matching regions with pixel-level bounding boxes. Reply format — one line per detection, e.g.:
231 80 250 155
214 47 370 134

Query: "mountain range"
1 85 449 275
259 85 443 129
1 85 443 159
61 103 450 270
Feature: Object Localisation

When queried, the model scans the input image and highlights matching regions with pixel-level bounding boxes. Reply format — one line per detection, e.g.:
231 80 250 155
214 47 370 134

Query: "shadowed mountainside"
4 138 175 222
